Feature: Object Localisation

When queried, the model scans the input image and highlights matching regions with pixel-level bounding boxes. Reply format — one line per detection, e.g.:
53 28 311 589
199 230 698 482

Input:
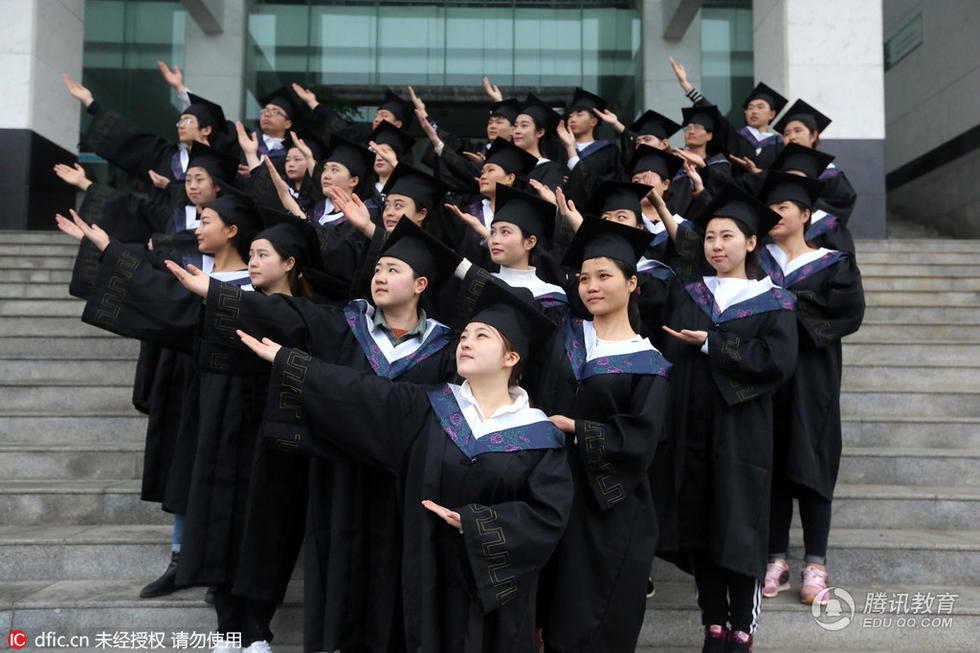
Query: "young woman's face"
372 142 397 178
371 256 425 309
577 257 637 319
600 208 642 228
487 116 514 142
248 238 294 290
512 114 543 151
194 208 236 255
176 114 211 145
744 99 776 129
488 221 535 268
768 201 810 240
184 167 218 208
284 148 308 182
382 194 426 233
635 133 669 150
631 170 670 201
456 322 517 380
782 120 818 148
704 217 756 276
320 161 357 195
479 163 516 197
373 108 401 130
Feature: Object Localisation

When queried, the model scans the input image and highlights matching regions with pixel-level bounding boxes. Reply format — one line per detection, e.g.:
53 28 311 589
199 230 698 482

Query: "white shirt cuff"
454 258 473 279
434 142 445 156
178 88 191 111
700 337 710 355
567 155 580 170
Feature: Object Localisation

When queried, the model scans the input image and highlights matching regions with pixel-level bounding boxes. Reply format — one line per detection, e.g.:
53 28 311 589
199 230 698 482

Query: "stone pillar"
641 0 703 149
182 0 248 122
0 0 85 229
753 0 887 238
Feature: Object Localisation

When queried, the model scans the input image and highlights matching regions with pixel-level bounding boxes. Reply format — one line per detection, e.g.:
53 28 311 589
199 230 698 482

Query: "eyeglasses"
683 124 706 133
260 107 287 119
176 117 195 127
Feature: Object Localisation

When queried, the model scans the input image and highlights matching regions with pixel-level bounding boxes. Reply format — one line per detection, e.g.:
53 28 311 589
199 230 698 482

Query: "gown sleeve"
573 373 669 511
706 308 799 406
201 280 313 351
267 347 432 473
793 255 865 347
458 447 573 614
80 102 176 183
818 168 857 223
80 241 200 353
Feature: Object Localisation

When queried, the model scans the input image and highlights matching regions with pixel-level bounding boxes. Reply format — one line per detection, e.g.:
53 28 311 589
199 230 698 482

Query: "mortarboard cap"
519 93 561 132
492 183 557 247
484 138 539 177
489 98 522 124
682 104 720 133
324 135 376 182
569 87 607 114
562 216 654 269
588 180 653 220
186 141 238 185
629 109 682 140
692 183 781 237
469 283 556 363
771 143 835 179
742 82 788 115
629 144 683 181
259 86 296 120
379 216 461 287
380 164 447 212
772 98 832 136
760 170 825 210
369 120 415 158
378 88 412 125
183 93 226 130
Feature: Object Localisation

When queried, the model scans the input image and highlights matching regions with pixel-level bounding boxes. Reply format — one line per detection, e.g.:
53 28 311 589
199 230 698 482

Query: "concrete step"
845 323 980 342
858 263 980 277
841 366 980 393
856 252 979 264
861 276 980 291
0 316 116 337
855 239 980 252
0 335 140 358
0 299 83 316
864 291 980 307
0 243 82 257
2 359 136 385
0 443 143 480
842 416 980 449
0 414 147 444
652 527 980 586
0 281 75 299
829 484 980 530
841 342 980 367
838 447 980 486
0 479 168 526
0 268 70 282
2 384 138 414
640 580 978 650
862 306 980 324
0 230 67 243
840 391 980 417
4 579 304 647
0 254 76 270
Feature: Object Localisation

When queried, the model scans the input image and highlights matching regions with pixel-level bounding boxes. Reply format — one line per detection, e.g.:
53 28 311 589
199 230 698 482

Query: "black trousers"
690 553 761 635
768 477 832 564
213 587 277 647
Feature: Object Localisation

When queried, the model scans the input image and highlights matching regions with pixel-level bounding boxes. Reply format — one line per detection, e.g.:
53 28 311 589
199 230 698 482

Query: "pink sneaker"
762 558 790 598
800 565 829 605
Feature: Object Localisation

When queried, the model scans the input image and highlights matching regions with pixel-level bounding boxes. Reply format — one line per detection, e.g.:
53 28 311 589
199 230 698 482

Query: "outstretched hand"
482 76 503 103
555 187 584 232
422 500 462 531
156 61 185 93
62 73 94 107
291 82 319 110
237 329 282 363
668 56 692 92
55 209 109 251
53 162 92 191
164 260 211 298
444 203 489 240
662 326 707 346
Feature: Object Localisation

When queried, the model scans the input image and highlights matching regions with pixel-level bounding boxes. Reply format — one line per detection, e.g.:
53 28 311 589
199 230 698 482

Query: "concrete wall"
753 0 887 238
183 0 248 122
883 0 980 237
0 0 84 229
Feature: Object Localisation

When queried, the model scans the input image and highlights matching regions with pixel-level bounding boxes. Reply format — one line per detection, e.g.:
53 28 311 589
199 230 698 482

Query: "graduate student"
773 99 857 222
236 281 573 653
656 184 798 652
755 171 865 607
170 217 460 653
529 218 670 653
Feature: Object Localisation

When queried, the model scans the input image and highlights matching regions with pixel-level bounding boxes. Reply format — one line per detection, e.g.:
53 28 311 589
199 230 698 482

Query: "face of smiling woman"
577 257 637 319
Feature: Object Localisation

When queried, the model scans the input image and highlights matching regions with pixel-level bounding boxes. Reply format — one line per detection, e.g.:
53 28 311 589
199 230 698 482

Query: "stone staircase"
0 231 977 652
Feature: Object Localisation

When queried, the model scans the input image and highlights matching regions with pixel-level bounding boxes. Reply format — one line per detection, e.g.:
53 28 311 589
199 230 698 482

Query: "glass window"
701 0 754 122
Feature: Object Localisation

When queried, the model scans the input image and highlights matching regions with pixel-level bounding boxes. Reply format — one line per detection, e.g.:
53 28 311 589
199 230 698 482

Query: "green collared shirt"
372 307 428 346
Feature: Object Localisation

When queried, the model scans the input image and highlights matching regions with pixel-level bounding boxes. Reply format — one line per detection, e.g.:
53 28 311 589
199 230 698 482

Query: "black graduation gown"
806 209 857 256
659 225 799 579
206 286 456 652
534 318 671 653
267 354 573 653
530 159 567 190
78 241 264 587
562 140 621 209
759 247 865 501
817 164 857 224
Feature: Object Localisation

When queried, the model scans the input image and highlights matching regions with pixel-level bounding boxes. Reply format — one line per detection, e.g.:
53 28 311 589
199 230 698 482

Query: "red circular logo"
8 630 27 649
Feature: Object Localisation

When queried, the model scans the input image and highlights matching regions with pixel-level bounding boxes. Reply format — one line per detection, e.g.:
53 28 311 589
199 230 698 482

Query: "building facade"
1 0 902 239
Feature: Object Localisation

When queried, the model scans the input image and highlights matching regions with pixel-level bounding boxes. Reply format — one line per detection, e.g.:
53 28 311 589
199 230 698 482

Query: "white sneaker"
212 641 241 653
243 641 273 653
